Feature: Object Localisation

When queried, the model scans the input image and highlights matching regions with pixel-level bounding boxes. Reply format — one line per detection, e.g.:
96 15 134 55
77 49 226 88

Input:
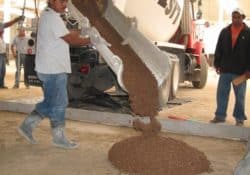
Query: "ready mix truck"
111 0 208 92
25 0 208 111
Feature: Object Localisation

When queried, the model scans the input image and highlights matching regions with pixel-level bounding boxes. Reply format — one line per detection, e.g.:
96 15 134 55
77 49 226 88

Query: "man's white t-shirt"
12 36 29 54
0 37 6 54
0 22 5 53
35 7 71 74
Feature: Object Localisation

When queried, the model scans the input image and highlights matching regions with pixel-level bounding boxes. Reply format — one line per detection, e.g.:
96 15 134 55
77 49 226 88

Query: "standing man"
0 16 24 89
210 8 250 126
18 0 90 149
11 28 30 88
0 31 7 89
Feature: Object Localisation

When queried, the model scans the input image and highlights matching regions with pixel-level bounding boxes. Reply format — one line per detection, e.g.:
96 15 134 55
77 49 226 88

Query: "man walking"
18 0 90 149
11 28 30 88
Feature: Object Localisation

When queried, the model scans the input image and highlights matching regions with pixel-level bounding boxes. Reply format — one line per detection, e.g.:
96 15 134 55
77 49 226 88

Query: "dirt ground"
0 111 247 175
0 60 249 175
159 69 250 127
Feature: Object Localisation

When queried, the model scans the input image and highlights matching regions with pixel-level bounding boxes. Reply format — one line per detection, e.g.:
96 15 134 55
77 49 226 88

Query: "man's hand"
5 59 9 65
215 67 221 74
245 71 250 79
13 53 17 58
17 15 25 22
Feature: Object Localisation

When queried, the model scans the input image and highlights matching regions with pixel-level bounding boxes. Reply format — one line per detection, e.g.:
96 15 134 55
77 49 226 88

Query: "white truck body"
24 0 206 106
113 0 184 42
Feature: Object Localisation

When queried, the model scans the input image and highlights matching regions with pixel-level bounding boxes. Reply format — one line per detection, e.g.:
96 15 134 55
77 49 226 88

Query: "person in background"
0 31 7 89
11 28 30 89
210 8 250 126
0 16 24 89
18 0 91 149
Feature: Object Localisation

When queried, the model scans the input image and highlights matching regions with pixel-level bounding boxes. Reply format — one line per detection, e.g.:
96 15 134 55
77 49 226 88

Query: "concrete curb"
0 100 249 141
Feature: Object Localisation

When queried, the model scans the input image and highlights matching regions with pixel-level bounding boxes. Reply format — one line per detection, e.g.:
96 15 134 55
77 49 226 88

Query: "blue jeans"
35 73 68 128
215 73 247 121
0 54 6 87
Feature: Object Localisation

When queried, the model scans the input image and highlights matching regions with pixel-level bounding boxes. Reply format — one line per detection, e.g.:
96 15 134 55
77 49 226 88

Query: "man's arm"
214 30 224 73
232 31 250 86
62 30 90 46
3 16 24 29
10 40 17 58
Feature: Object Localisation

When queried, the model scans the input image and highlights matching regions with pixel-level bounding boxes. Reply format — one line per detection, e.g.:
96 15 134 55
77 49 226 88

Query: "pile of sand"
109 135 211 175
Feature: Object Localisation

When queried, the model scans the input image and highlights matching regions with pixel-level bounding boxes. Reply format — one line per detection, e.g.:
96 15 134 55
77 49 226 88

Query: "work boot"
52 126 79 149
13 84 19 89
17 110 43 144
236 120 244 127
0 86 8 89
210 117 225 124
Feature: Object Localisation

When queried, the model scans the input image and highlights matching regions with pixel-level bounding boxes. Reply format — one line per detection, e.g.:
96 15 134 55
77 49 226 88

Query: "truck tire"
67 71 86 100
192 54 208 89
169 60 180 100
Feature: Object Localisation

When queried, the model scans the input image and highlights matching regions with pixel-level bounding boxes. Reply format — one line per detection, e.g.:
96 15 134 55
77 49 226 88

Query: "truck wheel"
192 55 208 89
169 60 180 100
67 72 85 100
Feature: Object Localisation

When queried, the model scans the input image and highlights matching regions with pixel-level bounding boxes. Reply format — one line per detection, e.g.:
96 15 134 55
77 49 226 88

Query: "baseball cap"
232 8 245 18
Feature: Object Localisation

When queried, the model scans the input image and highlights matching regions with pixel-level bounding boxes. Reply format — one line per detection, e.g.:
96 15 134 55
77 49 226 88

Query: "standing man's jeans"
0 53 6 87
14 53 28 87
35 73 68 128
215 73 247 121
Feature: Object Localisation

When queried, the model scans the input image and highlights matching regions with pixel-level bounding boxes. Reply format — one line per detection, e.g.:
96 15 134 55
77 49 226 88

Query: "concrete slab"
1 99 250 141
